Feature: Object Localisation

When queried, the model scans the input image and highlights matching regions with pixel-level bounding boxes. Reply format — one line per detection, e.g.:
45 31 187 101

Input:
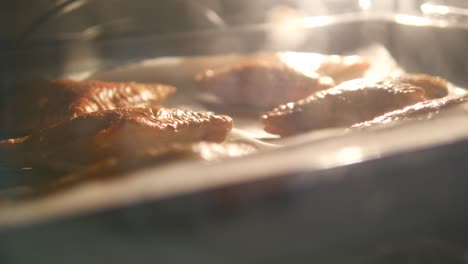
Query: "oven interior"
2 1 468 263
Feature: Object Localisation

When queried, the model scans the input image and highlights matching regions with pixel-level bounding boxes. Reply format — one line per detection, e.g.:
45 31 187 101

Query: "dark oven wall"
0 0 370 43
389 24 468 89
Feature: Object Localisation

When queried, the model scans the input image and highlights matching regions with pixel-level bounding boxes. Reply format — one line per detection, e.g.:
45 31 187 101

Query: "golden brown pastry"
194 54 371 110
391 74 450 100
2 107 233 168
261 78 428 136
195 61 334 110
3 79 176 133
352 94 468 129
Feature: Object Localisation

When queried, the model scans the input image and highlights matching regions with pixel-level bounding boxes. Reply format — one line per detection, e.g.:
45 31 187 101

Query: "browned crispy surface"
392 74 449 100
5 79 176 133
352 94 468 129
3 107 233 168
261 78 428 136
195 61 335 110
194 54 370 110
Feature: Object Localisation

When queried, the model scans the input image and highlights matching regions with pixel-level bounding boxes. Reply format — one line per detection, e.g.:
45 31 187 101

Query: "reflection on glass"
359 0 372 11
57 0 89 17
266 6 307 49
336 147 364 166
421 2 468 18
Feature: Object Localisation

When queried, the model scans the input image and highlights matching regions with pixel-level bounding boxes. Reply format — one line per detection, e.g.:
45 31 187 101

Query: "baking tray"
2 14 468 264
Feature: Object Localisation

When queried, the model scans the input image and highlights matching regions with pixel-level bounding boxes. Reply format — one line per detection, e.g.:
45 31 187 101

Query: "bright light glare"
267 6 307 49
302 16 333 28
277 52 323 77
394 14 432 27
336 147 364 165
421 3 450 15
359 0 372 11
421 2 468 17
205 9 226 28
58 0 89 16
